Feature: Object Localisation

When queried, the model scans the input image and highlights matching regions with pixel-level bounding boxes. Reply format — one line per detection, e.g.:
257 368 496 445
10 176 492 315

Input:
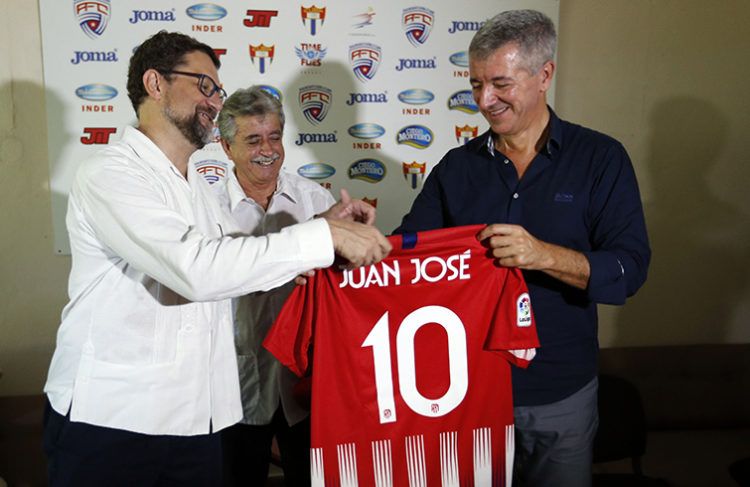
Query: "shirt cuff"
291 218 335 269
583 250 626 305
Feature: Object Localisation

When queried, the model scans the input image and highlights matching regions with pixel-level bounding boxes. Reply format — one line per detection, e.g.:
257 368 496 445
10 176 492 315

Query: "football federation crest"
194 159 228 185
402 7 434 47
295 43 328 66
455 125 478 145
403 161 427 189
299 85 333 125
349 43 382 83
249 44 275 74
363 197 378 208
74 0 111 39
516 293 532 327
301 5 326 35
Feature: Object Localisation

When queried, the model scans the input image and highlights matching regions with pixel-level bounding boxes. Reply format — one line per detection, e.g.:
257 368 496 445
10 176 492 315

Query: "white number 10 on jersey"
362 305 469 424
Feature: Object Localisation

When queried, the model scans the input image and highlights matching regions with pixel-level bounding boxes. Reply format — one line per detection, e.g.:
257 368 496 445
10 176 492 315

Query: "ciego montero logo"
396 125 433 149
348 159 386 183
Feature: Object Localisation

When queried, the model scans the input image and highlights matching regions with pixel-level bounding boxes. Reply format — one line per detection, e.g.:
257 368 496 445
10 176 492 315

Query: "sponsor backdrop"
39 0 559 254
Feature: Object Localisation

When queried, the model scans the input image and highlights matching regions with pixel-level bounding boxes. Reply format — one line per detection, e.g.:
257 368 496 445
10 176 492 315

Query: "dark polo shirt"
395 108 651 405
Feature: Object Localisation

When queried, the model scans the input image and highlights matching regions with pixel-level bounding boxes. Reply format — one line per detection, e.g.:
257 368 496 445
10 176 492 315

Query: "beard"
163 104 216 149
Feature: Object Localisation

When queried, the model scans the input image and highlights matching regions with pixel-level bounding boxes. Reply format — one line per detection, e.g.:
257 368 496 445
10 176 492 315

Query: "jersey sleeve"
485 267 540 369
263 276 317 377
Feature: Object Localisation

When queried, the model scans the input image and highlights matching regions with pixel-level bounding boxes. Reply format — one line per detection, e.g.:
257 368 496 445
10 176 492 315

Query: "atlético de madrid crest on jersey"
402 7 434 47
517 293 532 327
299 85 332 125
74 0 111 39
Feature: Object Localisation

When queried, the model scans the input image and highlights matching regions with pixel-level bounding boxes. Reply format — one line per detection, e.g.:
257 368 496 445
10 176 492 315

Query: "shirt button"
513 193 519 199
504 159 510 164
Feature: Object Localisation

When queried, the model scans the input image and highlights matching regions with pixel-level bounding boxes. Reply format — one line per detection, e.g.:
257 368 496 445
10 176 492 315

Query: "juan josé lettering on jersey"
339 250 471 289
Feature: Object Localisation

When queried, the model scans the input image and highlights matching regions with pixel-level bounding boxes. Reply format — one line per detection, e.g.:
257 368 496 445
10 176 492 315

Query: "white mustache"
252 154 281 165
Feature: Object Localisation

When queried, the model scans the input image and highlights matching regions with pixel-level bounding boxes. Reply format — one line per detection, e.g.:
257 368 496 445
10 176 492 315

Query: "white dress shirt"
44 126 334 436
212 169 334 427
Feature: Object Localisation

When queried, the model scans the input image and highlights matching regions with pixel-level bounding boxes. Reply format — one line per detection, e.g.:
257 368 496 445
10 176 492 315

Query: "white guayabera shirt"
44 126 333 436
213 169 335 427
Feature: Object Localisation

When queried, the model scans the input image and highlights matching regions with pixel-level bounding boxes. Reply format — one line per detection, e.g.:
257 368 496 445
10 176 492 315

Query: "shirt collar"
480 106 563 159
122 126 183 177
227 168 298 212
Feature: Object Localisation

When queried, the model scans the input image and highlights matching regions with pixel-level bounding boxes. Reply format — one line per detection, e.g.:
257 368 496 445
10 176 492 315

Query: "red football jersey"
264 225 539 487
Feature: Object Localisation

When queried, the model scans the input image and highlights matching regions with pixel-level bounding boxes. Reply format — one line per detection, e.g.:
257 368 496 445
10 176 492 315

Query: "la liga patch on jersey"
517 293 532 327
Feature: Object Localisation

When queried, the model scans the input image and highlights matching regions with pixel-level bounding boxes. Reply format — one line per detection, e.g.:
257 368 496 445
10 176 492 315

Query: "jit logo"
80 127 116 145
244 9 277 28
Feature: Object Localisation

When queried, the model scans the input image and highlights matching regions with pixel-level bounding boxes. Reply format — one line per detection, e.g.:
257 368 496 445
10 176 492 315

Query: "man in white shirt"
213 86 333 486
42 31 390 487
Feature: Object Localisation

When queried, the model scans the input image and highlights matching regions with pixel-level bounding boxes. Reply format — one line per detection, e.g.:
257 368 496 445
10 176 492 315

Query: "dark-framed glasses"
162 70 227 101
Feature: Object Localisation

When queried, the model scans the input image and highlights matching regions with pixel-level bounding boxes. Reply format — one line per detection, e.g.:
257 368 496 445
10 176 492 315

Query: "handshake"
319 189 392 270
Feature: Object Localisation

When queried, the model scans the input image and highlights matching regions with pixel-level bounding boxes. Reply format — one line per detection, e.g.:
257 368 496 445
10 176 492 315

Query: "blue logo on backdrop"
398 89 434 105
75 83 118 101
348 159 386 183
396 125 433 149
298 163 336 180
258 85 282 102
448 20 485 34
129 9 176 24
186 4 227 21
449 51 469 67
395 57 436 71
447 90 479 113
295 132 338 146
71 49 118 64
346 92 387 105
348 123 385 139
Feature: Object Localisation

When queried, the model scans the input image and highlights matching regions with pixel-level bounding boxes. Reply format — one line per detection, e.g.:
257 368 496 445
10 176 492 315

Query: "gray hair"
217 86 285 142
469 9 556 73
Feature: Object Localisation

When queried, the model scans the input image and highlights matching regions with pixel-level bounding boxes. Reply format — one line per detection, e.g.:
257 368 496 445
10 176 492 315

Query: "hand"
477 224 552 270
319 189 376 225
477 224 591 289
294 269 315 286
326 218 392 268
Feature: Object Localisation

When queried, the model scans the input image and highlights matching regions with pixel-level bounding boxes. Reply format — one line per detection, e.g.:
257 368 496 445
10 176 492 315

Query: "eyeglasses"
162 70 227 101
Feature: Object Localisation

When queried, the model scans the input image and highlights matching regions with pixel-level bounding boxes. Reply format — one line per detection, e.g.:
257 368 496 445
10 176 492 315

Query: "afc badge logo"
516 293 532 327
349 43 381 83
455 125 478 145
249 44 275 74
301 5 326 36
402 6 434 47
402 161 426 189
74 0 111 39
299 85 332 125
194 159 228 185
